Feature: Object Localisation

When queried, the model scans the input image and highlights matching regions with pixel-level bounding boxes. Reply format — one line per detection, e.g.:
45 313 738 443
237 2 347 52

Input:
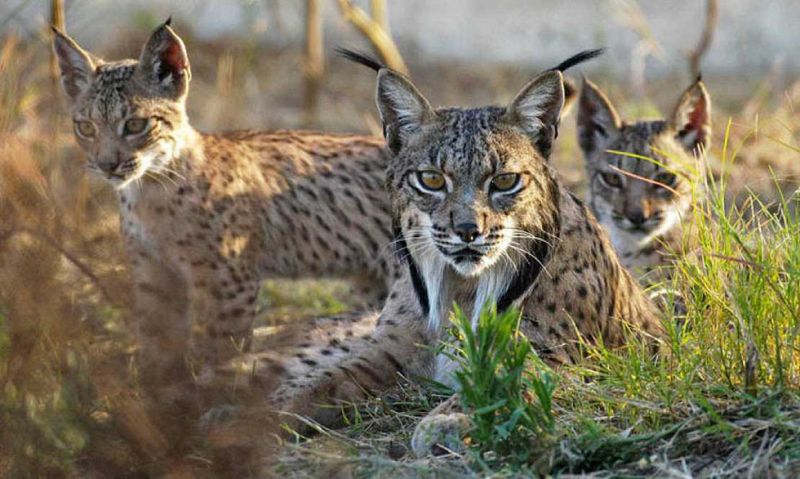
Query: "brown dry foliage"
0 35 284 478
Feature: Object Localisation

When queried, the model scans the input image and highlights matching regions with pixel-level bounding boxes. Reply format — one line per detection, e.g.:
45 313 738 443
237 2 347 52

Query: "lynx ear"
136 19 191 99
671 78 711 153
52 28 95 102
375 70 436 154
577 79 621 161
560 76 579 117
504 70 564 158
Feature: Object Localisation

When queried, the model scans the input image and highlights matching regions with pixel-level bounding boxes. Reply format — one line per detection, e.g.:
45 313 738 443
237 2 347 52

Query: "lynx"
255 50 662 428
52 21 397 384
577 78 711 282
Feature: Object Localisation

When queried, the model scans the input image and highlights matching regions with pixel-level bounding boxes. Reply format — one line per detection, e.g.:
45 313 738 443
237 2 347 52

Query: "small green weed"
447 304 556 469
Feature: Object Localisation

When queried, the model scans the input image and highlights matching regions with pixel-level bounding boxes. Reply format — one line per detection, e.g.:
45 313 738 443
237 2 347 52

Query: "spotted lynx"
52 21 397 385
256 50 662 428
577 78 710 281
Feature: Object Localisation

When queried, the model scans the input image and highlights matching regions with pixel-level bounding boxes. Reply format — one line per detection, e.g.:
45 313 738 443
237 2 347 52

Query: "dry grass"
1 18 799 478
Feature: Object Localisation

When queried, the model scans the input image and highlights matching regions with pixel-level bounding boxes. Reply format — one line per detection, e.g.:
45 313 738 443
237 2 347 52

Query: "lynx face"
380 72 563 279
371 66 564 330
577 79 710 254
393 111 559 278
53 22 191 189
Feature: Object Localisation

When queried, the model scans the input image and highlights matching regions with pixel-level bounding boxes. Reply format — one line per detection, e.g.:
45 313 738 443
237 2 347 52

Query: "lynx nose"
97 152 123 174
626 211 647 226
454 222 481 243
97 160 119 174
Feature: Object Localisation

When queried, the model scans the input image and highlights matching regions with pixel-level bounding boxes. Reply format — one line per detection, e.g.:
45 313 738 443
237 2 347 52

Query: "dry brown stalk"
303 0 325 126
337 0 408 75
688 0 719 78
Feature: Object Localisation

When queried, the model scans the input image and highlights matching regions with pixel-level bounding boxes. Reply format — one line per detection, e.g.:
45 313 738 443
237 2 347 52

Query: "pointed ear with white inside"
577 79 621 161
504 70 564 158
671 79 711 153
52 28 95 102
136 21 191 99
375 70 436 153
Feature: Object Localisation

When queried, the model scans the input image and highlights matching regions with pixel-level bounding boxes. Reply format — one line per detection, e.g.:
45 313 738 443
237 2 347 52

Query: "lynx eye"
416 171 446 191
74 120 96 138
599 171 623 189
490 173 520 192
653 172 677 188
123 118 149 136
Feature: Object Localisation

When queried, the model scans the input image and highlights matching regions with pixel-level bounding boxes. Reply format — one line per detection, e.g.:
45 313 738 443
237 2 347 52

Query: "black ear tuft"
165 16 172 26
336 47 384 72
549 48 604 73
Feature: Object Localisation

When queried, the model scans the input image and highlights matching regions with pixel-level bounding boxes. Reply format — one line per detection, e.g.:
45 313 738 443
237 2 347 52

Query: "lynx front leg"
273 291 436 429
128 247 190 388
187 259 261 380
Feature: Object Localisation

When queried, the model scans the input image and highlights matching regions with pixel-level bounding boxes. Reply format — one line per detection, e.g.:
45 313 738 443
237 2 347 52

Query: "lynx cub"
53 21 396 384
577 78 711 281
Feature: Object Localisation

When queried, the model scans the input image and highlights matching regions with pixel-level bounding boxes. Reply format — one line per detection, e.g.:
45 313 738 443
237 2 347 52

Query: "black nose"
627 211 647 226
97 158 121 174
454 222 481 243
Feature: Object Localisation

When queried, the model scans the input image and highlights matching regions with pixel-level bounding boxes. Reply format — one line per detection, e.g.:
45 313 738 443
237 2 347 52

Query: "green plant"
447 304 557 468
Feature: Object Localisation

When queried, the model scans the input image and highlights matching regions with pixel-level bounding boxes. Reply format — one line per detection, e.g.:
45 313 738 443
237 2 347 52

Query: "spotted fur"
53 23 397 385
577 78 710 282
269 52 662 428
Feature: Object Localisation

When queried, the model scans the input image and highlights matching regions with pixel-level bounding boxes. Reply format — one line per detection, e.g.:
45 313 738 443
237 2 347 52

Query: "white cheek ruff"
402 211 451 333
471 220 517 325
472 263 514 327
417 240 449 332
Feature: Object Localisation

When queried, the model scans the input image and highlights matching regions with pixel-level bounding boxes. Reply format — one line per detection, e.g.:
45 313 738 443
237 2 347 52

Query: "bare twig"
370 0 389 32
0 227 117 306
608 164 680 197
705 253 764 270
688 0 719 78
337 0 408 75
612 0 666 98
302 0 325 126
49 0 65 86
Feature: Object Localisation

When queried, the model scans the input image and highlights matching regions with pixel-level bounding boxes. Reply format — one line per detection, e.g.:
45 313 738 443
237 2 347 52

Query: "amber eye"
600 171 623 188
490 173 520 192
74 120 96 138
653 172 677 188
417 171 446 191
123 118 149 135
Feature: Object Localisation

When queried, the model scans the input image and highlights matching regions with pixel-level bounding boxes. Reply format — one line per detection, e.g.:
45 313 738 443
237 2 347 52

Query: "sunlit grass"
548 122 800 475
